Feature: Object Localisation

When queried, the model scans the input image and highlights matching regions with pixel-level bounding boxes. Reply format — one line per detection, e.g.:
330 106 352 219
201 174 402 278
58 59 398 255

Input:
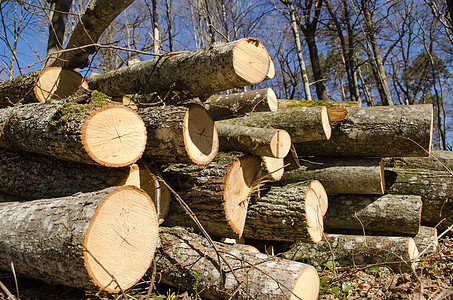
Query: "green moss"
282 100 334 108
243 121 256 127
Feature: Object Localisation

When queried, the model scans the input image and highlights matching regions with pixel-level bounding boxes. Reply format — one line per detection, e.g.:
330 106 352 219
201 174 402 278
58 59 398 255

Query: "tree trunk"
161 154 262 238
46 0 73 57
87 38 271 101
217 106 331 143
0 101 147 167
204 88 278 120
0 186 159 293
294 104 433 157
280 157 385 195
324 194 422 236
216 124 291 158
243 182 324 243
138 103 218 165
156 226 320 300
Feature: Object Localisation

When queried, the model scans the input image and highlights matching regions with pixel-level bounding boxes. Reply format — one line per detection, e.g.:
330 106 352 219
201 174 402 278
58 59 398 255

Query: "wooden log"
161 154 262 238
294 104 433 157
280 157 385 195
0 101 146 167
87 38 271 101
243 182 324 243
261 156 285 181
324 194 422 236
0 70 40 107
217 106 331 143
0 186 159 293
204 88 278 120
383 150 453 171
309 180 329 216
216 124 291 158
156 226 320 300
385 167 453 229
138 103 218 165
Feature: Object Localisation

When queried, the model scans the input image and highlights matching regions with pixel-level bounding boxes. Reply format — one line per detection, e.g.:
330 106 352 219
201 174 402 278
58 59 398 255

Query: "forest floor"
0 237 452 300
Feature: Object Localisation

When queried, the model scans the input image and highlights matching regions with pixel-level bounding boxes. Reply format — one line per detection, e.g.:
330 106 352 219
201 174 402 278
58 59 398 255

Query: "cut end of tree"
406 237 420 269
310 180 328 217
223 155 262 237
327 108 348 122
304 187 324 243
34 67 88 102
83 185 159 293
233 38 270 85
266 88 278 112
321 106 332 140
183 103 219 165
270 129 291 158
290 265 320 300
379 159 386 194
261 156 285 181
81 104 147 167
265 59 276 80
428 106 434 156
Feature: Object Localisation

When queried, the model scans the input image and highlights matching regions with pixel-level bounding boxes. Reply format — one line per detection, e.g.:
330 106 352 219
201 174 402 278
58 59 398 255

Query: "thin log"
87 38 271 101
383 150 453 172
324 194 422 236
0 101 146 167
0 186 159 293
161 154 262 238
294 104 434 157
217 106 331 143
243 182 324 243
216 124 291 158
280 157 385 195
138 103 218 165
204 88 278 120
156 226 320 300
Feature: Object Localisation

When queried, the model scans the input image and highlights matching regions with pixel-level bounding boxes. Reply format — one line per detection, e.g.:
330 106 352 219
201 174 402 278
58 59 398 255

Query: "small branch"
0 280 16 300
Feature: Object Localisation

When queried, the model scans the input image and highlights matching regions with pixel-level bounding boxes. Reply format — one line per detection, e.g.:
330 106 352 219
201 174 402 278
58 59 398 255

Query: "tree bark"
87 38 271 101
161 154 262 238
156 226 320 300
383 150 453 171
324 194 422 236
216 124 291 158
0 186 159 293
0 101 147 167
217 106 331 143
204 88 278 120
280 157 385 195
46 0 73 57
138 103 218 165
243 182 324 243
294 104 433 157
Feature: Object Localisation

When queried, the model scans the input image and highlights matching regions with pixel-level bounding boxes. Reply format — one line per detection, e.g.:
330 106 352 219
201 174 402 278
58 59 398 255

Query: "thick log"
217 106 331 143
138 103 218 165
0 101 146 167
0 70 40 107
294 104 433 157
280 157 385 195
156 226 319 300
324 194 422 236
87 38 271 101
216 124 291 158
283 226 437 272
0 186 159 293
161 154 262 238
204 88 278 120
243 182 324 243
385 167 453 229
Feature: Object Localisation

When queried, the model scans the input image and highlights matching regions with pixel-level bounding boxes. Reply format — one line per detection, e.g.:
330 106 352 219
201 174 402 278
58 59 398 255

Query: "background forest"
1 0 452 149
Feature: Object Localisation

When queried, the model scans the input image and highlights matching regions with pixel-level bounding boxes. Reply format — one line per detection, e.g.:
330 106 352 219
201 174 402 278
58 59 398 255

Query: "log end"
265 59 276 80
310 180 328 217
270 129 291 158
427 105 434 156
233 38 270 85
81 104 147 167
261 156 285 181
379 159 386 194
290 264 320 300
305 187 324 243
34 67 88 102
84 186 159 293
224 155 262 237
183 104 219 165
266 88 278 112
321 106 332 140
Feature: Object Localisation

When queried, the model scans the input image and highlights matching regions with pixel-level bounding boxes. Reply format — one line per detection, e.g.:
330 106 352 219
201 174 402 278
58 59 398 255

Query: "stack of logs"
0 36 450 300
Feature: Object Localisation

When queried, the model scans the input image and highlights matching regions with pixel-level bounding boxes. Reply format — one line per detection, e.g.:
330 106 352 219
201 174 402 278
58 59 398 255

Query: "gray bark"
383 150 453 171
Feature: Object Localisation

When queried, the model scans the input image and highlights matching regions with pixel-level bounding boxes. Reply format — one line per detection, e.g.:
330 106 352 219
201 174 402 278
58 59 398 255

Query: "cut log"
283 226 437 272
156 226 320 300
294 104 434 157
87 38 271 101
204 88 278 120
261 156 285 181
138 103 218 165
216 124 291 158
243 182 324 243
0 186 159 293
309 180 328 216
324 194 422 236
161 154 262 238
385 167 453 229
217 106 331 143
280 157 385 195
0 101 146 167
0 70 40 107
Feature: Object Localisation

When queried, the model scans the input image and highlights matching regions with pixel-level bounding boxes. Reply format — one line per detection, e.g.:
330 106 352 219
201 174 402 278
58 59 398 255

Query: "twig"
9 263 19 300
0 280 16 300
